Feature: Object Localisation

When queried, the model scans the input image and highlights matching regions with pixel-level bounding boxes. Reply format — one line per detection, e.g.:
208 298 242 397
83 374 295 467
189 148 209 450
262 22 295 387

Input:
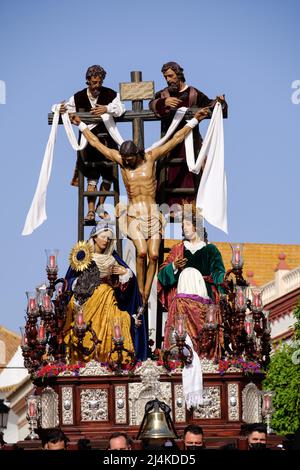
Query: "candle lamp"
74 307 86 330
45 249 59 271
251 287 263 313
72 306 88 347
25 394 40 440
108 317 136 374
112 317 123 343
197 304 219 358
35 284 47 308
244 319 254 336
163 313 193 370
235 286 247 311
230 243 244 269
114 324 122 340
262 391 274 413
45 249 59 293
26 291 38 315
20 327 29 351
175 314 186 338
42 293 52 312
261 390 275 434
205 305 218 328
37 320 46 343
65 308 101 362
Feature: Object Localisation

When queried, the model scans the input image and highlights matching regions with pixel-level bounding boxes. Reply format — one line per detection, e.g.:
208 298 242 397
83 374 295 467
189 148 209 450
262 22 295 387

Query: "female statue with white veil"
64 221 147 362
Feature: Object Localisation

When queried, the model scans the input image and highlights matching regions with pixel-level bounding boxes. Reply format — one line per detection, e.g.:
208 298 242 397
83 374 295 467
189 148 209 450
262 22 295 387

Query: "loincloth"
116 203 166 240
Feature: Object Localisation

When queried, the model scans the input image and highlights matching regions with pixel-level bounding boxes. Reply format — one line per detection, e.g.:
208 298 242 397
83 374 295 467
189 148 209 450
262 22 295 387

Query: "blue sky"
0 0 299 333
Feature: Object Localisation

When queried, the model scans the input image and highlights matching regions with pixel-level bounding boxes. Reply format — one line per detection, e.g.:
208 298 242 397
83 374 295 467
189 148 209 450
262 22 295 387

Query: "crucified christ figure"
70 107 210 309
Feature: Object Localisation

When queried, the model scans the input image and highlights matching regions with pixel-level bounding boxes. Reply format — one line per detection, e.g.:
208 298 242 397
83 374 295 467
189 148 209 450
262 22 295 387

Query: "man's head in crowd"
42 428 69 450
108 432 132 450
246 423 267 450
183 424 204 450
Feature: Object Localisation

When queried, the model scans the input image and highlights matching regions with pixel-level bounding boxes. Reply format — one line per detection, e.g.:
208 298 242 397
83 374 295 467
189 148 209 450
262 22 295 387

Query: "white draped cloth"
185 102 227 233
177 266 209 298
182 333 204 409
22 107 124 235
145 107 187 152
177 267 204 409
22 103 226 235
22 106 60 236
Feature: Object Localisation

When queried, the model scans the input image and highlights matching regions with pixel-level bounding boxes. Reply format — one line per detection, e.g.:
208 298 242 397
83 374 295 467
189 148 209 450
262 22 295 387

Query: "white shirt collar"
183 239 206 254
179 84 189 92
87 88 97 105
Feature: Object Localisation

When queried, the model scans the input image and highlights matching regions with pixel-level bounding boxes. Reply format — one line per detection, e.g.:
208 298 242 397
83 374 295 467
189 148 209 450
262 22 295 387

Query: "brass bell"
139 411 176 440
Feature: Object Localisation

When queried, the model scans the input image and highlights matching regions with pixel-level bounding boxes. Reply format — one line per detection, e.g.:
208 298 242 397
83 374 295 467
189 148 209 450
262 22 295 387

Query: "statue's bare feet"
84 210 95 225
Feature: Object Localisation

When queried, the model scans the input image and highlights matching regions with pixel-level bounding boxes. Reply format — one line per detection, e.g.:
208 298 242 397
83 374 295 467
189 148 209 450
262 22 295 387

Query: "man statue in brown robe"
149 61 227 211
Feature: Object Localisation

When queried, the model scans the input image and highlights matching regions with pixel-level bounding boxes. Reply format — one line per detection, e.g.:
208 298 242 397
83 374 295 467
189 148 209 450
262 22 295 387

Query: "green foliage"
263 341 300 435
293 301 300 341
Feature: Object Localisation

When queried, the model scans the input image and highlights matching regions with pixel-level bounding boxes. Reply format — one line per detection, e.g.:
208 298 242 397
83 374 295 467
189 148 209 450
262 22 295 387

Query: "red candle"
49 255 56 269
29 298 36 311
245 321 252 335
38 323 45 340
114 324 121 339
29 402 35 417
177 319 184 335
264 396 271 410
254 294 261 308
22 333 28 346
77 310 84 326
234 249 240 264
237 290 244 308
43 295 51 310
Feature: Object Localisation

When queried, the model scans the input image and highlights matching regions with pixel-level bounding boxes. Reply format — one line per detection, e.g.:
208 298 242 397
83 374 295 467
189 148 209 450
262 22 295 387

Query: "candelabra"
21 249 102 374
198 304 220 358
25 392 40 440
107 317 136 374
64 306 102 363
261 390 275 434
163 314 193 370
184 243 272 368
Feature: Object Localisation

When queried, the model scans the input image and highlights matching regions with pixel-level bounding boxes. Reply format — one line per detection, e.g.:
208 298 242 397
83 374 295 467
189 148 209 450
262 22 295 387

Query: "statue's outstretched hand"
216 95 225 103
69 114 81 126
59 101 67 114
194 107 211 122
